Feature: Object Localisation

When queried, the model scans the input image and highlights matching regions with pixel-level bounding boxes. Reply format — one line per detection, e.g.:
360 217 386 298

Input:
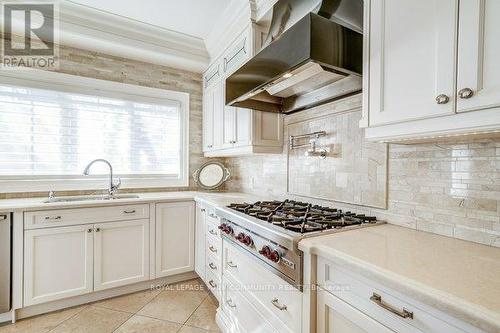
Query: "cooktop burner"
227 200 377 234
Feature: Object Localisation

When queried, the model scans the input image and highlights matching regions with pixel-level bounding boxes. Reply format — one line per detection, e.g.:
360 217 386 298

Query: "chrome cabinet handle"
87 228 93 233
201 208 206 212
123 210 136 214
207 144 213 148
95 227 101 232
208 280 217 288
209 262 217 270
458 88 474 99
0 215 7 221
370 293 413 319
209 246 217 253
227 261 237 268
208 213 217 218
226 298 236 308
208 229 218 236
271 298 287 311
44 215 62 220
435 94 449 104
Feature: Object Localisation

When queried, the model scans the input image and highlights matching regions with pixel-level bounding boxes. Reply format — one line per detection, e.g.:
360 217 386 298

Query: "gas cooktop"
227 200 378 234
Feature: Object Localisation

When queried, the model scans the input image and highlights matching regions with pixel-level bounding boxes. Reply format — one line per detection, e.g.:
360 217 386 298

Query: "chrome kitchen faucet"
83 159 121 196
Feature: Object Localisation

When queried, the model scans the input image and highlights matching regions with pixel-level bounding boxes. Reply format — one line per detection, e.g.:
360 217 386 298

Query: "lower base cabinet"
94 219 149 291
24 225 94 306
317 288 395 333
155 202 195 277
24 219 150 306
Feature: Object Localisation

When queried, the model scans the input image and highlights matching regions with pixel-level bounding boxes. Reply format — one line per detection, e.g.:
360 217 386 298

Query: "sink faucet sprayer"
83 159 121 196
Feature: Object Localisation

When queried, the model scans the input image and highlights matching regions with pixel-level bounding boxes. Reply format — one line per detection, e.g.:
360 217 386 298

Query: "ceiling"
68 0 239 39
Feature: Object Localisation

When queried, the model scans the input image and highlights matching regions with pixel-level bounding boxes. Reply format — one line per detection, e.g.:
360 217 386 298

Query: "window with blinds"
0 82 186 179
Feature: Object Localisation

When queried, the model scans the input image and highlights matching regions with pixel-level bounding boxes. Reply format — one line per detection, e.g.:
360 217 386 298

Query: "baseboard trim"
14 271 197 321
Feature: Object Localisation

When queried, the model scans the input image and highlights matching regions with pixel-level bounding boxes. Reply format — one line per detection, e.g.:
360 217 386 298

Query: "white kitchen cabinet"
155 202 195 277
94 220 149 291
317 288 395 333
367 0 458 126
24 225 93 306
457 0 500 113
202 24 283 157
362 0 500 142
194 204 206 281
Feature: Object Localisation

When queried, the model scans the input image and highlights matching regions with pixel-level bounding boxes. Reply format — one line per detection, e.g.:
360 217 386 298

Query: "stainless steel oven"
0 213 11 313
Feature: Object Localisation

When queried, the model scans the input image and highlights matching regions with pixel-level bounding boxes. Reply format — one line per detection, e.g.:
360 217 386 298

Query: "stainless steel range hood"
226 0 363 113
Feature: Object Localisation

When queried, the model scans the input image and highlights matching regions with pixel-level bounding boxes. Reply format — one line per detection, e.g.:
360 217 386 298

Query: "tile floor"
0 278 220 333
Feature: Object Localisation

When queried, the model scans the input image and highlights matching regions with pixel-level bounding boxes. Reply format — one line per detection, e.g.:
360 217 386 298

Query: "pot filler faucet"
83 159 121 196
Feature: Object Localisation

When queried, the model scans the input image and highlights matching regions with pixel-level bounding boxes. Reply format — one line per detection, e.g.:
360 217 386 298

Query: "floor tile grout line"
182 293 210 327
45 304 90 333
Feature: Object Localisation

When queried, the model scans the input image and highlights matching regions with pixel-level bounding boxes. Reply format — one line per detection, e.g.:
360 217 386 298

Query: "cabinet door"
203 85 215 151
94 220 150 291
368 0 458 125
194 205 206 281
234 107 252 147
24 225 93 306
317 289 395 333
155 202 195 277
222 105 236 148
212 81 225 150
457 0 500 113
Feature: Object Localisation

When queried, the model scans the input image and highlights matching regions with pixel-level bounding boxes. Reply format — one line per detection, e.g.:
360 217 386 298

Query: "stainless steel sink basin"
43 194 140 203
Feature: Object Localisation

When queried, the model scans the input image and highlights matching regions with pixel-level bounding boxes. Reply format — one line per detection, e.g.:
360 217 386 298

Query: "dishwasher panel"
0 213 11 313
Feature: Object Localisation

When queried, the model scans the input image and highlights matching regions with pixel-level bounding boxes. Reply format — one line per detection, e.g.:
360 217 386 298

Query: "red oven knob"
259 245 271 257
224 225 233 235
269 250 280 263
243 235 253 246
236 232 245 242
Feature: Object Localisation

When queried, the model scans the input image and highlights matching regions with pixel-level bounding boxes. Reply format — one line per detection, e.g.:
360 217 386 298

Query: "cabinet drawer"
205 270 221 301
206 253 221 278
206 234 222 259
206 216 220 238
317 257 469 333
222 276 276 333
223 239 301 333
24 204 149 229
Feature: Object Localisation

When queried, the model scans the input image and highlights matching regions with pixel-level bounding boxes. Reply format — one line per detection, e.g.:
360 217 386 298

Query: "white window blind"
0 83 185 177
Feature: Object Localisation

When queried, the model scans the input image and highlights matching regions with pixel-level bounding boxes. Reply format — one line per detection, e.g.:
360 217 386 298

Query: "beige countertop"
299 224 500 333
0 191 260 211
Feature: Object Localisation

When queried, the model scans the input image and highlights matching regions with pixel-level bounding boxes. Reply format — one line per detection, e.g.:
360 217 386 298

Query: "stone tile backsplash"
226 95 500 247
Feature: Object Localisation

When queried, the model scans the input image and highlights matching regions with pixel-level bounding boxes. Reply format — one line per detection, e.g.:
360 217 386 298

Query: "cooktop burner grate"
227 200 377 233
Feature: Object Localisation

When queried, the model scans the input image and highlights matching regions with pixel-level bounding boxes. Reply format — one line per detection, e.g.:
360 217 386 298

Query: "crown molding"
251 0 277 22
60 1 209 72
204 0 254 62
3 1 210 73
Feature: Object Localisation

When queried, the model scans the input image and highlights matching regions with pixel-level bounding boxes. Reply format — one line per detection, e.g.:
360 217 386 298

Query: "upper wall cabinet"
202 24 283 156
361 0 500 142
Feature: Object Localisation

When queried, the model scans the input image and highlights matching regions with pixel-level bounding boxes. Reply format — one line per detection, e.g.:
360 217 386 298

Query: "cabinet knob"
435 94 449 104
95 227 101 232
458 88 474 99
87 228 93 233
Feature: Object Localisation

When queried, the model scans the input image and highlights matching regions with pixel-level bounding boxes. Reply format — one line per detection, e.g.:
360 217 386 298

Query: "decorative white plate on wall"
193 161 231 190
